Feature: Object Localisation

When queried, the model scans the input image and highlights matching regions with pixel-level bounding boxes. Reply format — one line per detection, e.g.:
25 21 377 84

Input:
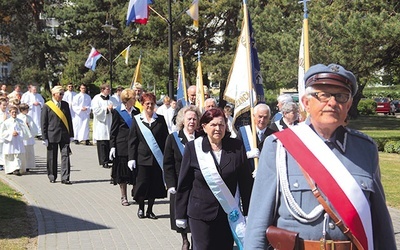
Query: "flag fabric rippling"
85 47 102 71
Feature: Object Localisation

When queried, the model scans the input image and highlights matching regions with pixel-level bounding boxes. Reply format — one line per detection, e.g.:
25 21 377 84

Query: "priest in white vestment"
63 83 77 118
1 107 31 175
92 83 118 167
72 84 92 145
20 85 44 137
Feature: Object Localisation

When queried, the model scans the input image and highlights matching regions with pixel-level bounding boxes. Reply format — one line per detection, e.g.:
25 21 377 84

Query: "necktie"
258 131 265 142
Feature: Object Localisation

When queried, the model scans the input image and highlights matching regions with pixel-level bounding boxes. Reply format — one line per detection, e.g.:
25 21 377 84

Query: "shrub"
358 99 377 115
383 140 400 153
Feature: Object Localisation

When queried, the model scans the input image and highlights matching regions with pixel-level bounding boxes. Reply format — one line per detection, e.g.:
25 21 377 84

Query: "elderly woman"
163 105 201 250
175 108 253 249
269 101 299 132
128 92 169 219
109 89 140 206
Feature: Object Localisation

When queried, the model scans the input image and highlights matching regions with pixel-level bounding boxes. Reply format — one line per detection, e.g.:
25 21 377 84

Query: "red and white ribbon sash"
274 123 373 250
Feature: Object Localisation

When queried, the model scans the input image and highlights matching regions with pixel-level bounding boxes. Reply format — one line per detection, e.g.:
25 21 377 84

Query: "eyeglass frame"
309 91 351 104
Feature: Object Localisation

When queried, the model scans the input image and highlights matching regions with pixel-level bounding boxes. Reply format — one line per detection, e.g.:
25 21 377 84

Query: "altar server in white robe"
92 83 118 168
72 84 92 145
21 85 44 136
0 98 9 170
1 106 31 175
63 83 77 117
17 103 38 171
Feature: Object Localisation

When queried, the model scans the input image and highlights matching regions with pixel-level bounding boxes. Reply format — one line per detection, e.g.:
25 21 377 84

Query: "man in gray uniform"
244 64 396 249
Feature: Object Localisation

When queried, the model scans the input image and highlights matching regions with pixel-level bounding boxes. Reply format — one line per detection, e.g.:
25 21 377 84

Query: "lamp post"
102 18 117 94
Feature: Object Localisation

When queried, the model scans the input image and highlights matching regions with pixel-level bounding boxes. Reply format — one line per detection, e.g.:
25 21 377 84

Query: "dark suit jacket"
41 100 74 143
269 118 298 133
128 113 169 167
175 136 253 221
163 130 200 189
110 106 140 156
237 126 275 151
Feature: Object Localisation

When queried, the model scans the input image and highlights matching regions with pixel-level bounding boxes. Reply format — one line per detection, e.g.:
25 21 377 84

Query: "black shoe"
74 140 79 145
50 180 56 183
146 212 158 220
61 180 72 185
13 170 21 176
85 140 92 145
103 164 110 168
137 209 145 219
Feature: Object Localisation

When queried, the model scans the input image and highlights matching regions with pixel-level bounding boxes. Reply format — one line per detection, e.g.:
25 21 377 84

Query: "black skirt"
111 156 134 185
133 163 167 201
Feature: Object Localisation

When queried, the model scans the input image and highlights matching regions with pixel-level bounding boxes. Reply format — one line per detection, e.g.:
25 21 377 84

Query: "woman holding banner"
175 108 253 249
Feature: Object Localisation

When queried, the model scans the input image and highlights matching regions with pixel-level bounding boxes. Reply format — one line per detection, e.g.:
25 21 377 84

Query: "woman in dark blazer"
163 105 201 250
110 89 140 206
175 108 253 250
128 92 169 219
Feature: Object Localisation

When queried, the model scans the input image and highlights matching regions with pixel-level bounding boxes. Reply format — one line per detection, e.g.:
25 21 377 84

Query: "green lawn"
348 115 400 208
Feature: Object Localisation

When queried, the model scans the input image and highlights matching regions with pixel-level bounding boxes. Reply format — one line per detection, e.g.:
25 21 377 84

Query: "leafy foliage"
1 0 399 104
357 98 376 115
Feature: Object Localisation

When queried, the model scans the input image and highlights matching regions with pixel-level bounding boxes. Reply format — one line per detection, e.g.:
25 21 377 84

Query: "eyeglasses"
310 92 350 104
59 93 64 96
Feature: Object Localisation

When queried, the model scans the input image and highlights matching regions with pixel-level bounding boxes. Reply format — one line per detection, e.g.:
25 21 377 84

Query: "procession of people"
0 64 396 250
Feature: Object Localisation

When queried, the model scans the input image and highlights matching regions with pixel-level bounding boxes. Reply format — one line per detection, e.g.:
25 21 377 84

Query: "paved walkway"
0 141 399 249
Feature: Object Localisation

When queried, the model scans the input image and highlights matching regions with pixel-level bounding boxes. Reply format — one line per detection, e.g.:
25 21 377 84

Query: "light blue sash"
134 115 164 171
115 105 133 128
172 131 184 156
194 137 246 249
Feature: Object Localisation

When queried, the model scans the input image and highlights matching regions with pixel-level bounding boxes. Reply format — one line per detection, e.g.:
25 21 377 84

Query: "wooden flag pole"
243 1 259 169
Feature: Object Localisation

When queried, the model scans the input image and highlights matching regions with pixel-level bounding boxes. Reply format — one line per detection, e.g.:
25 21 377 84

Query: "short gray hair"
281 102 299 114
253 103 271 119
176 105 201 131
277 94 293 104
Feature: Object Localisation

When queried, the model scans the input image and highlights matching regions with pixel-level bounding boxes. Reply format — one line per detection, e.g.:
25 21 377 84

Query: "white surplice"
72 92 92 141
17 113 38 169
63 90 77 118
91 94 118 141
21 92 44 136
1 117 32 174
0 110 9 166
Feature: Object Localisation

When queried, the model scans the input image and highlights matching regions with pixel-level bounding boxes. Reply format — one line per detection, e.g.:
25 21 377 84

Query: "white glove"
176 219 187 229
42 139 48 147
109 147 116 160
128 160 136 171
252 169 257 178
168 187 176 194
246 148 260 159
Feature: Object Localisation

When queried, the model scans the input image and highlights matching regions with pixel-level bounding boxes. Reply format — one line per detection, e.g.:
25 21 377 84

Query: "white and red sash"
274 123 373 250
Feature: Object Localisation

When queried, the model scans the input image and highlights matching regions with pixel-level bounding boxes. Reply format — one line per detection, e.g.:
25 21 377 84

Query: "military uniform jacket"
244 125 396 250
175 136 253 221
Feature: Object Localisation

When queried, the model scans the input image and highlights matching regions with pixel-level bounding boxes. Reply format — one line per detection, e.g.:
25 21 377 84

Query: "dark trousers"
96 140 110 165
47 142 71 182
